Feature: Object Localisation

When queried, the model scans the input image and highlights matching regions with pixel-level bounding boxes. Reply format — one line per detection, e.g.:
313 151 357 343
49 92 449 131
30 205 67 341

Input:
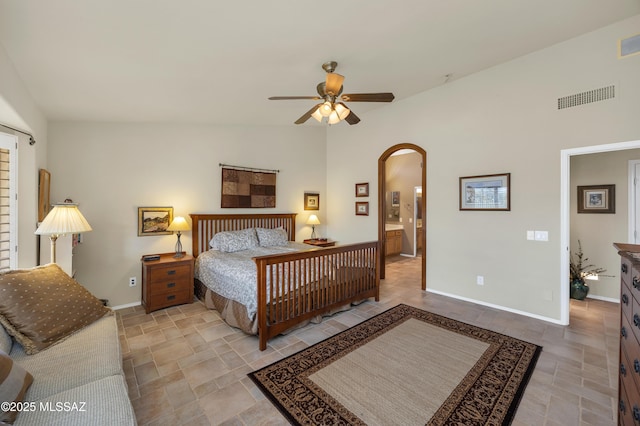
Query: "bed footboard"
254 241 380 350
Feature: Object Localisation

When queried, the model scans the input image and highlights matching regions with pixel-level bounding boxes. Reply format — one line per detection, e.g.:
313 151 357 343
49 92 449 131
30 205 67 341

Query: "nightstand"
141 253 194 314
303 239 336 247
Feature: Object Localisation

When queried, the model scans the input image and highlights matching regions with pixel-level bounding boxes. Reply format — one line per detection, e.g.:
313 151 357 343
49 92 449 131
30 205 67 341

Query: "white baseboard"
111 301 142 311
426 288 567 325
586 294 619 303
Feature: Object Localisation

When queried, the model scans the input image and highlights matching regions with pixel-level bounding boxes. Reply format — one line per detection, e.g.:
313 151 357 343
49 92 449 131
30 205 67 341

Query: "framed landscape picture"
138 207 173 236
459 173 511 211
577 184 615 213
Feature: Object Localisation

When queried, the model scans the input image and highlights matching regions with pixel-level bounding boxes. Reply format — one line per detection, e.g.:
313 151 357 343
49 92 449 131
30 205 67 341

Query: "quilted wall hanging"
221 166 277 208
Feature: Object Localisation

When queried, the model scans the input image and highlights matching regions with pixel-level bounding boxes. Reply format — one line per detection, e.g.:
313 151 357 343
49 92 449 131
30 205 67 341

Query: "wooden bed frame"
190 213 380 350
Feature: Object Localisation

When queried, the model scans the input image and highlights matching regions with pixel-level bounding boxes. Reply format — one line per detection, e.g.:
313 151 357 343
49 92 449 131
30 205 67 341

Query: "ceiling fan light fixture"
311 108 323 122
319 101 333 117
328 110 341 125
334 102 350 120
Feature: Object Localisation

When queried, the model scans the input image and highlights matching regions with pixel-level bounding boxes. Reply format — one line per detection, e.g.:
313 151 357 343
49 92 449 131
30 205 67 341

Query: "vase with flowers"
569 240 606 300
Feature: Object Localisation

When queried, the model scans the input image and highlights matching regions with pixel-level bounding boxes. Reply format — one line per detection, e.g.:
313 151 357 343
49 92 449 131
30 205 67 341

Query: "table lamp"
306 214 320 239
35 203 92 263
167 216 190 258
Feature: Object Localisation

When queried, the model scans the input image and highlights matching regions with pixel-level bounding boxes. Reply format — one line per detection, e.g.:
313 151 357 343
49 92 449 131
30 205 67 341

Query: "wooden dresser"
614 243 640 424
141 253 194 314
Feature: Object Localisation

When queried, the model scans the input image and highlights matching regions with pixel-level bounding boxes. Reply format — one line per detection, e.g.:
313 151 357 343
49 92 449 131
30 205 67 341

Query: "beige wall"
570 149 640 300
325 15 640 322
47 123 327 307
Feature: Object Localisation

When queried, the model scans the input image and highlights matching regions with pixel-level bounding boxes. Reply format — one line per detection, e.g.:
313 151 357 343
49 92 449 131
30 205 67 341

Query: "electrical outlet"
129 277 136 287
476 275 484 285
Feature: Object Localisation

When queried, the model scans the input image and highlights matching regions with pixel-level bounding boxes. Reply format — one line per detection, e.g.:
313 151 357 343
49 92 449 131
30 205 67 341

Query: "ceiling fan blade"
340 93 395 102
295 104 322 125
344 110 361 125
269 96 321 100
325 73 345 96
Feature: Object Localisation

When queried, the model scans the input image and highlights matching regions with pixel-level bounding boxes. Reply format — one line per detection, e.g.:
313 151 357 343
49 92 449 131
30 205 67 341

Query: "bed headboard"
189 213 297 257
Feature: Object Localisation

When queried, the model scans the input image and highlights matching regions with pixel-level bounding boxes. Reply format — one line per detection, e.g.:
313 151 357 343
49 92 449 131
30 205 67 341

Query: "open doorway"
561 139 640 324
378 143 426 290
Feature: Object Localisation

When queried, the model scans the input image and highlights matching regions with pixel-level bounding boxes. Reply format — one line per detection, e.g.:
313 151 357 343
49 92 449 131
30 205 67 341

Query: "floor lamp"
35 203 92 263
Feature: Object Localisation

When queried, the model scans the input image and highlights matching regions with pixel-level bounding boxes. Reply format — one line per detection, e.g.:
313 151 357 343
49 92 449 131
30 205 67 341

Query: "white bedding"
194 242 314 320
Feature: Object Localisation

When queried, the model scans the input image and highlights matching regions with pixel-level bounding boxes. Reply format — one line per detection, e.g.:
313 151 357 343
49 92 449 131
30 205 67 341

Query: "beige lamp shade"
167 216 191 232
306 215 320 225
35 203 92 235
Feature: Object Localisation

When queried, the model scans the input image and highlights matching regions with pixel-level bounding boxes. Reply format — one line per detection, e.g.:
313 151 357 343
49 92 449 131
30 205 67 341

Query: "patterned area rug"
248 304 541 425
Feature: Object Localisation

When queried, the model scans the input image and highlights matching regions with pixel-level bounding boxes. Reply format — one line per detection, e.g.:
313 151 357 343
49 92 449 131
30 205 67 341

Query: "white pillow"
209 228 259 252
256 227 289 247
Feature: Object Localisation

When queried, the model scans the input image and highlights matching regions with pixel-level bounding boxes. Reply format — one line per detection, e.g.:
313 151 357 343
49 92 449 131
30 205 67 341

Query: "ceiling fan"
268 61 395 125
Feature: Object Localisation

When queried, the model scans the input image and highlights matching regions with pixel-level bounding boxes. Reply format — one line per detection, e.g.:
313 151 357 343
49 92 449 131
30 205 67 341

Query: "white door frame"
560 139 640 325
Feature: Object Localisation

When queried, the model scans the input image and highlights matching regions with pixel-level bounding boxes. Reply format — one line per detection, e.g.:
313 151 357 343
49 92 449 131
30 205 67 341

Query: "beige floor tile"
119 254 620 425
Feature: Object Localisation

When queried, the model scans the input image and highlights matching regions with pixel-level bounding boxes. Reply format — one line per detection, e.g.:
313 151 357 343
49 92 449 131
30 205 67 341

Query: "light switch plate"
534 231 549 241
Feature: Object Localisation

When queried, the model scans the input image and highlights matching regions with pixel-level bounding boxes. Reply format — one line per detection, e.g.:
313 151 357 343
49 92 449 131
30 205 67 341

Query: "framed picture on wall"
304 193 319 210
577 184 615 213
138 207 173 236
459 173 511 211
355 183 369 197
355 202 369 216
38 169 51 221
391 191 400 207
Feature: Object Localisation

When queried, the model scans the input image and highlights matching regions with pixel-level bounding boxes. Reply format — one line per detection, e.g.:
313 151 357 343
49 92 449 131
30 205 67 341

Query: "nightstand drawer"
148 264 191 284
147 278 189 295
148 289 191 311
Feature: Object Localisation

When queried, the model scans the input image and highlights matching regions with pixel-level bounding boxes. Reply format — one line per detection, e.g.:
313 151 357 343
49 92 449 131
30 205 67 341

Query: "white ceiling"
1 0 639 127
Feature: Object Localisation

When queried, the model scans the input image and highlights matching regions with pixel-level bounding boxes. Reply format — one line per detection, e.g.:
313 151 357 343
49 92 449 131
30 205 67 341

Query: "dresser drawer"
620 379 637 426
622 313 640 390
632 297 640 346
148 264 191 284
622 256 633 287
623 280 634 326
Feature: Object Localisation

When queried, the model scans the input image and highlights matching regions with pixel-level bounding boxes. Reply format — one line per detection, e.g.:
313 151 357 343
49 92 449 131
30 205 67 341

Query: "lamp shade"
35 204 92 236
306 214 320 225
167 216 191 232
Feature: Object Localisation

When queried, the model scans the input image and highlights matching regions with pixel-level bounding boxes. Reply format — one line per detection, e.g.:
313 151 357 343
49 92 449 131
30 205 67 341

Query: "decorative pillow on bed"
0 263 112 355
256 227 289 247
0 349 33 424
209 228 259 252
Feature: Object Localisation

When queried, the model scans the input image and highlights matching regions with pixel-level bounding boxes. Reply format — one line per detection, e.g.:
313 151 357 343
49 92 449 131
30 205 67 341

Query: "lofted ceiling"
0 0 639 127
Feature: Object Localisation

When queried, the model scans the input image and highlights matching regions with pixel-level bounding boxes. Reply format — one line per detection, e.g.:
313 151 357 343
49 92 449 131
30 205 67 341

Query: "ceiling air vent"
557 85 615 110
619 33 640 58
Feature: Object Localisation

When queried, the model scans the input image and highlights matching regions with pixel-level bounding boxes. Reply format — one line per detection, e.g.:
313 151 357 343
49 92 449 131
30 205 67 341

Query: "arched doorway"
378 143 426 290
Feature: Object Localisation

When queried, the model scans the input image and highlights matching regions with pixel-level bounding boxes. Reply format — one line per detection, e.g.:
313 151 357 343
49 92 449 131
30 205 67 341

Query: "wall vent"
619 33 640 58
557 85 615 110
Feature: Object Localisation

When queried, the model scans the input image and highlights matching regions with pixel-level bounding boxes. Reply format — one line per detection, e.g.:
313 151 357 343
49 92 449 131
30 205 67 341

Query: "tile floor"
117 255 620 425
